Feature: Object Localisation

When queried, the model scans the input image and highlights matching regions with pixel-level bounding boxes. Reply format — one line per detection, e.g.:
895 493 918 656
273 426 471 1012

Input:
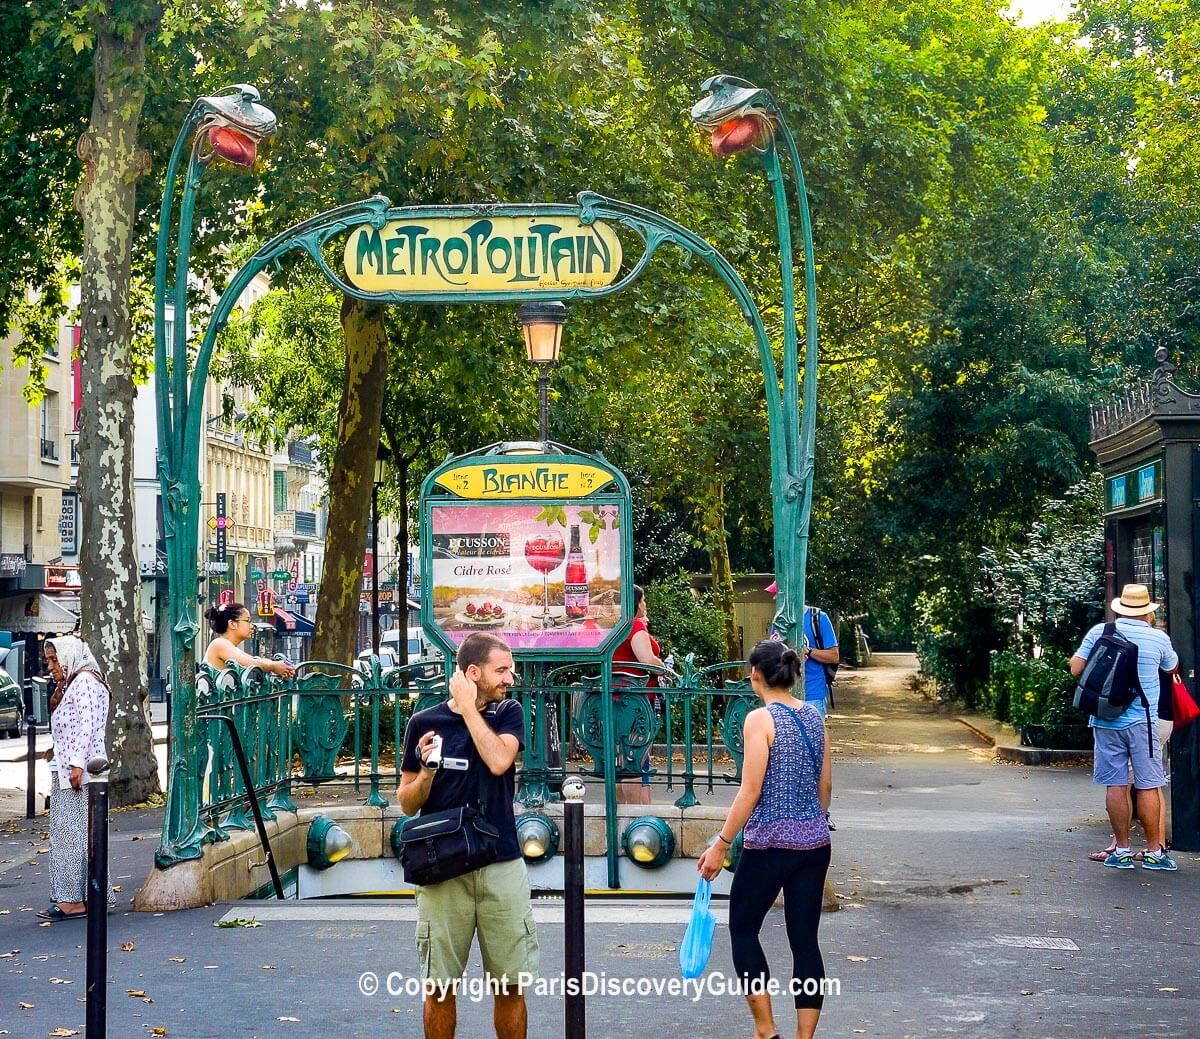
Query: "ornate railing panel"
184 655 758 872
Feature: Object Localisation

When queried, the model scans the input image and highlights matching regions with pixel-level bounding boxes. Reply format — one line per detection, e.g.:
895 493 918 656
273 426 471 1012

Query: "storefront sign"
271 570 291 581
44 566 80 590
1105 459 1162 514
60 492 78 555
214 493 227 563
0 554 26 578
343 215 622 294
434 461 614 500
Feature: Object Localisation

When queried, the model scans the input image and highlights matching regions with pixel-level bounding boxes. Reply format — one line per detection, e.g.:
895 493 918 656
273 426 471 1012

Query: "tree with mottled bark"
72 0 163 805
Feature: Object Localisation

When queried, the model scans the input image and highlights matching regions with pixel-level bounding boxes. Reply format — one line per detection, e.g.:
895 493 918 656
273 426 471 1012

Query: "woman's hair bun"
747 638 803 689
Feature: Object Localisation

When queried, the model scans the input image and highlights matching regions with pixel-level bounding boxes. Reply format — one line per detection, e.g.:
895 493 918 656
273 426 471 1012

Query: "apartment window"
36 495 44 532
40 394 59 461
274 470 287 513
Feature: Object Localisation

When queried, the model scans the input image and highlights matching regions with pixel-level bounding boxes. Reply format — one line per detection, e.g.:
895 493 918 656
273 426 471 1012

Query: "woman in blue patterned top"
698 639 833 1039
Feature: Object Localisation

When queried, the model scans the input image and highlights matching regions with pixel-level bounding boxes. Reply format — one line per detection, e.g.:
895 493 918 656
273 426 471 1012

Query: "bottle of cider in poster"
564 524 590 620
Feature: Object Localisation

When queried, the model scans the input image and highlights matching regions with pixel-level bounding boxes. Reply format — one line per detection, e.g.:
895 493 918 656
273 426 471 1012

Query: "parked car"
0 670 23 738
355 627 444 682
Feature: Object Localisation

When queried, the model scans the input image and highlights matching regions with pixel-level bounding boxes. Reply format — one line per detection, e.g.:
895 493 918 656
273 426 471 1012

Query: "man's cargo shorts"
414 857 539 989
1093 720 1166 788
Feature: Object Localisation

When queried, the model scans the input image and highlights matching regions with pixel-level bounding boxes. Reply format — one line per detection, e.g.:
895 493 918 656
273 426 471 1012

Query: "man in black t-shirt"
398 632 538 1038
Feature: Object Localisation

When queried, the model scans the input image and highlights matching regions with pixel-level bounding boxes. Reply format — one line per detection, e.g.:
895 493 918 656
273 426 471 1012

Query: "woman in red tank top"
613 585 666 804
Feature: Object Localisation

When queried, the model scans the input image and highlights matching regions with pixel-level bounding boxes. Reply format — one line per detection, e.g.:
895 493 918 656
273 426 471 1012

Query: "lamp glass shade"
517 301 567 365
208 126 258 166
374 447 390 485
523 322 562 365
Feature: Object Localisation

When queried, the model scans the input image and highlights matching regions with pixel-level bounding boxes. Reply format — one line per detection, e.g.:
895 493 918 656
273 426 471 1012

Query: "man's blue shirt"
1074 618 1177 728
803 608 838 702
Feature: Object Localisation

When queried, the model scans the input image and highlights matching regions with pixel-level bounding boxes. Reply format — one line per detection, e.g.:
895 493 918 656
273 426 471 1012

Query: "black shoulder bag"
399 763 500 886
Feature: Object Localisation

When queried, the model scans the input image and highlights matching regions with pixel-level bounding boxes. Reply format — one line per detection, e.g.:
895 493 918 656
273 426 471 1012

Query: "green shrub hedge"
982 649 1091 749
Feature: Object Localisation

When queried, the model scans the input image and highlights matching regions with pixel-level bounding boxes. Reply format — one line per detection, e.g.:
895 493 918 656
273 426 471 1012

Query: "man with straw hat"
1070 584 1179 871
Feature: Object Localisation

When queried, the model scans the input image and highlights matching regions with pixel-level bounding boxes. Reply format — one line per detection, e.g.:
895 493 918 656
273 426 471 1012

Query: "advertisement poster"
428 502 624 652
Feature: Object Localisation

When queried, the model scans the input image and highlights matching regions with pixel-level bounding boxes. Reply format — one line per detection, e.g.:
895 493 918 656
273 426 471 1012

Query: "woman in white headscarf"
38 635 109 921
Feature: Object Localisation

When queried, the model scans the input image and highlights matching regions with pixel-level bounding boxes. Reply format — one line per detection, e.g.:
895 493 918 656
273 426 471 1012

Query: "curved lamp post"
154 85 276 865
691 75 819 654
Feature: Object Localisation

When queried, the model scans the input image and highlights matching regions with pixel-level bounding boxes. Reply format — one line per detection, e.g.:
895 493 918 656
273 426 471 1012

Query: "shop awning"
0 593 79 635
274 607 314 636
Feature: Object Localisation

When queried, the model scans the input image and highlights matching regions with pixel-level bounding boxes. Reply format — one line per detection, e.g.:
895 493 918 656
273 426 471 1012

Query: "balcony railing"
40 439 59 462
275 510 321 540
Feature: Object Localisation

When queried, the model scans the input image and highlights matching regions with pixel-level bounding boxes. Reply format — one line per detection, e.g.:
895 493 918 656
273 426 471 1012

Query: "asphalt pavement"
1 654 1197 1038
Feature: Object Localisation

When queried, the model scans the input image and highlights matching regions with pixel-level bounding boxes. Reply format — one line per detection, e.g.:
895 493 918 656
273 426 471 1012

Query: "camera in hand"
425 734 443 771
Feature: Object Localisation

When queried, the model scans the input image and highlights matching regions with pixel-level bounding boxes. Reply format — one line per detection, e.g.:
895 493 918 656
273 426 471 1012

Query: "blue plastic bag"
679 877 716 979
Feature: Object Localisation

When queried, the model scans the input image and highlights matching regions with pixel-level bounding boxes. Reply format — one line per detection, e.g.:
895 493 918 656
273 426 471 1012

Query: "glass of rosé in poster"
523 531 567 626
428 502 624 652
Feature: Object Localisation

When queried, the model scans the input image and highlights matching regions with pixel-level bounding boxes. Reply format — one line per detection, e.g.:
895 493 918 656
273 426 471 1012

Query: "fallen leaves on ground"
276 1017 300 1023
214 917 261 928
168 957 185 964
49 978 71 985
846 955 870 962
121 942 135 952
126 990 146 998
48 1030 79 1037
19 1002 34 1010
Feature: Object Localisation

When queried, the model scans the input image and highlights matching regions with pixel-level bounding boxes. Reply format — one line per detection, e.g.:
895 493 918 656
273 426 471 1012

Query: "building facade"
0 311 79 686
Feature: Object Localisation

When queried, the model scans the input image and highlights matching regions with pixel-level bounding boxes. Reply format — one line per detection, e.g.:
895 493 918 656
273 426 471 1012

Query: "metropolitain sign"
343 215 623 294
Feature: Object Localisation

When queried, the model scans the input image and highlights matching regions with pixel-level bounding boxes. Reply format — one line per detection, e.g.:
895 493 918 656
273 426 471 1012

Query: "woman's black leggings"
728 844 832 1009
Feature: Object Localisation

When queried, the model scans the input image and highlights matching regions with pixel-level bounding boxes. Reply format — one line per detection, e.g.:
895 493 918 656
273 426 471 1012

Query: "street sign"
250 568 264 579
271 570 291 580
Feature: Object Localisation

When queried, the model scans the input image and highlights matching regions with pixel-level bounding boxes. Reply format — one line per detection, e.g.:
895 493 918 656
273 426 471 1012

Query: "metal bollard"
85 755 110 1039
25 680 36 820
562 774 586 1039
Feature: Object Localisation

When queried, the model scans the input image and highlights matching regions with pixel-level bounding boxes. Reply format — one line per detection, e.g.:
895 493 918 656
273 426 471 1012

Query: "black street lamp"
371 445 390 655
518 301 567 443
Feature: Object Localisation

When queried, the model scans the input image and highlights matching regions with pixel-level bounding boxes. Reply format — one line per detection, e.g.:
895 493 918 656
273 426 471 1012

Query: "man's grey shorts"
1093 722 1166 788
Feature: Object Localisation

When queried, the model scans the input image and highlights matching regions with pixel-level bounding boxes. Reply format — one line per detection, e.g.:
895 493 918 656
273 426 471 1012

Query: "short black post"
85 755 110 1039
562 775 585 1039
25 680 36 819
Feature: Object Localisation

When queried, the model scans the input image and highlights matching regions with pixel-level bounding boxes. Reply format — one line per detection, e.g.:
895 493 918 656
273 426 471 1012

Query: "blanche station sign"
343 214 623 294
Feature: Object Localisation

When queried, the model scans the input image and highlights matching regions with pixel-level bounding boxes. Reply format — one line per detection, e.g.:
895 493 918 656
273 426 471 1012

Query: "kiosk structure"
1090 352 1200 850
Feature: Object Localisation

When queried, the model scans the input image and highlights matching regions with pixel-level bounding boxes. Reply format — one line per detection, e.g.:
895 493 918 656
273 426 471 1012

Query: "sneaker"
1142 849 1178 871
1103 849 1135 869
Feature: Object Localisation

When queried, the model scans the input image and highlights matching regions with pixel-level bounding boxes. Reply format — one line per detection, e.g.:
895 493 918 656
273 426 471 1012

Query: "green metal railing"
189 654 756 882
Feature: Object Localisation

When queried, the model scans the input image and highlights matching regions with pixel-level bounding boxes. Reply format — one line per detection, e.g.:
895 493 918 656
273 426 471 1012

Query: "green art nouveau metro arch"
155 84 818 867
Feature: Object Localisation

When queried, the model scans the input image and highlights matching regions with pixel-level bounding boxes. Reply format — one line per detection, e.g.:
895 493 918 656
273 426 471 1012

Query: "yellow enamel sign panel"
343 215 623 294
434 462 614 499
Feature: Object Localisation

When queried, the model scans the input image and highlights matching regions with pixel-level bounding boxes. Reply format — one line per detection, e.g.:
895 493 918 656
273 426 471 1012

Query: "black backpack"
1074 623 1154 756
